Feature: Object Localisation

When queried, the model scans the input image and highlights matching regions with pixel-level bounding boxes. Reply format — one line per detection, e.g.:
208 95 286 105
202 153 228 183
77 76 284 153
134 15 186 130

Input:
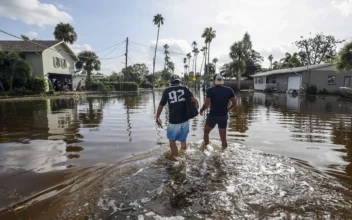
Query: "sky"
0 0 351 75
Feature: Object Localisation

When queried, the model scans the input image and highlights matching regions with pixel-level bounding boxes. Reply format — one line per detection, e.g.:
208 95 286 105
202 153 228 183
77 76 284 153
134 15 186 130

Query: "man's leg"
218 128 228 150
181 141 187 150
204 124 213 146
180 121 190 150
169 140 179 158
218 116 228 150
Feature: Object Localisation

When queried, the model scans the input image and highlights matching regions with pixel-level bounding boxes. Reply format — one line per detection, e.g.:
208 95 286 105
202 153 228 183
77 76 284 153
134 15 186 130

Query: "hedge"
28 76 46 93
104 82 139 91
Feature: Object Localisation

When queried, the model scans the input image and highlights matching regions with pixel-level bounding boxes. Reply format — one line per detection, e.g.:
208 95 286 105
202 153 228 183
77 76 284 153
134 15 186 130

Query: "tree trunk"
237 59 241 92
87 71 91 91
207 42 211 87
195 55 197 74
152 27 160 90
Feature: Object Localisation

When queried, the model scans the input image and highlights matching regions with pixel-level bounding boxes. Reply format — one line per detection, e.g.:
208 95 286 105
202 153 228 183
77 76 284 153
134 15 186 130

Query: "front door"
344 76 351 87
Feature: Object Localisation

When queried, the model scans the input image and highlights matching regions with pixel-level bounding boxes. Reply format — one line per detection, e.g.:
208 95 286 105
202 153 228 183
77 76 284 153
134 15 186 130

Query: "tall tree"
230 41 248 90
187 53 192 74
75 51 101 90
152 14 165 89
54 22 77 44
295 33 343 65
200 46 207 75
334 41 352 71
191 41 197 72
268 54 273 69
0 52 32 91
272 61 280 70
202 27 216 80
167 61 175 74
212 58 218 73
193 47 199 74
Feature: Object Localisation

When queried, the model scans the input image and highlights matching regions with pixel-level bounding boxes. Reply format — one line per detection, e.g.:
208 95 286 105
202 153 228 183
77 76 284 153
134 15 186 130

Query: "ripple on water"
93 141 352 219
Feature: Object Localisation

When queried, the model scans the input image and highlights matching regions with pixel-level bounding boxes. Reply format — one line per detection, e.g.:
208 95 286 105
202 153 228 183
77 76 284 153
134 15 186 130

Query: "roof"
0 40 79 61
0 40 60 52
252 63 333 77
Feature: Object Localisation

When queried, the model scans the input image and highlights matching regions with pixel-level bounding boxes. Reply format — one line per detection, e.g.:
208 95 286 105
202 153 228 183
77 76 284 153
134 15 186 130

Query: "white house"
252 63 352 93
0 40 79 91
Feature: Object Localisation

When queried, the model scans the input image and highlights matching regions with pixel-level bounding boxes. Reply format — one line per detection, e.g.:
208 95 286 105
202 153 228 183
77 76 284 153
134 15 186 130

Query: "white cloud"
0 0 73 27
26 31 38 39
70 44 93 54
332 0 352 16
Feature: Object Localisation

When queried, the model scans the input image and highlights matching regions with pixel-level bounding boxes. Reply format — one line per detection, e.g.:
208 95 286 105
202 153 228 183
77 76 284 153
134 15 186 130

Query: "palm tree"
0 52 32 91
201 27 216 78
191 41 197 72
200 46 207 75
54 22 77 44
152 14 165 89
273 61 280 70
163 44 169 70
334 41 352 71
167 61 175 74
213 58 218 73
268 54 273 69
230 41 248 91
187 53 192 74
75 51 101 90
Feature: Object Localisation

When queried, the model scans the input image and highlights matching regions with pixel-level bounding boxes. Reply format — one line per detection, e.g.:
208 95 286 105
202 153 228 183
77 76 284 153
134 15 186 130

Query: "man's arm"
227 97 236 112
156 105 164 126
200 98 211 116
190 96 199 109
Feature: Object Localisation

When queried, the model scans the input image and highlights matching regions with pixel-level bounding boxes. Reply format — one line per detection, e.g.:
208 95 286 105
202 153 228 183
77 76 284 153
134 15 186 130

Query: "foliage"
75 50 101 90
264 88 273 93
334 41 352 71
28 76 46 93
108 72 124 82
202 27 216 77
306 85 318 95
21 35 30 41
318 88 330 95
280 53 302 68
48 79 55 94
295 33 343 65
54 22 78 44
0 51 32 91
268 54 273 69
122 63 149 85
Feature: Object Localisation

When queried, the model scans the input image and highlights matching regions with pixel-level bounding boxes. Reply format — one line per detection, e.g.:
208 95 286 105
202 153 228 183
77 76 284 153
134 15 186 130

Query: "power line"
0 29 122 61
100 42 125 59
102 54 125 60
127 55 135 65
95 40 126 53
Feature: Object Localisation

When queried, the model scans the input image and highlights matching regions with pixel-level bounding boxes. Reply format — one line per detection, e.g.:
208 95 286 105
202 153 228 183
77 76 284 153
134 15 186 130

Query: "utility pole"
125 37 129 81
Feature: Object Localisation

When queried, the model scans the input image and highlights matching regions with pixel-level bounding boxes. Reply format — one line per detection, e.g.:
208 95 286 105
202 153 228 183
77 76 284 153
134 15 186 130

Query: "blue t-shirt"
160 86 193 124
206 86 235 116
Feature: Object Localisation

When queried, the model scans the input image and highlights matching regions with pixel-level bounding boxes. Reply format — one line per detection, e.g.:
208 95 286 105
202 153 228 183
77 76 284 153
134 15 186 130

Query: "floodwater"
1 91 352 219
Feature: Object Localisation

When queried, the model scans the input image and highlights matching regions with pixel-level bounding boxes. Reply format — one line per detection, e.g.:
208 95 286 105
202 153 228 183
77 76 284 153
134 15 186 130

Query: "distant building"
0 40 79 91
252 63 352 93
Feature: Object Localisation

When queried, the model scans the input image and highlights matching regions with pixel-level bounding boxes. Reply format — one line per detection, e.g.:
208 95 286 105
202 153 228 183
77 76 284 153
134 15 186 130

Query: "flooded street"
1 90 352 219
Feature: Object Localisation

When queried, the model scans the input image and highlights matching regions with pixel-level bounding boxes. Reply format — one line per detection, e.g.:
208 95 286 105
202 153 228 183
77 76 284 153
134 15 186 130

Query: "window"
53 57 61 68
61 59 67 69
328 76 336 85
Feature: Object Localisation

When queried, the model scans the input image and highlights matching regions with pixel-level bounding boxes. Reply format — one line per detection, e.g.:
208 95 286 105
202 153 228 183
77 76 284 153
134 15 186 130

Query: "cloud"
0 0 73 27
26 31 38 39
70 44 93 54
332 0 352 16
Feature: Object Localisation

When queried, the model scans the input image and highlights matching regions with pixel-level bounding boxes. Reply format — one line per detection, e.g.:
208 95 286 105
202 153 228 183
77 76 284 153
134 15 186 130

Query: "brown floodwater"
1 90 352 219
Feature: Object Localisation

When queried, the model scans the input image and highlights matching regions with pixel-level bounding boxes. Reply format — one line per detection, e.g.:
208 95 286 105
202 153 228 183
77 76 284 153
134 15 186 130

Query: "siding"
42 44 76 76
308 70 352 93
23 52 44 77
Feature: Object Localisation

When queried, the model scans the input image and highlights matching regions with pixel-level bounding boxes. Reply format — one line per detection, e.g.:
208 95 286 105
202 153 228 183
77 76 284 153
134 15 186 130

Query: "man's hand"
156 118 162 128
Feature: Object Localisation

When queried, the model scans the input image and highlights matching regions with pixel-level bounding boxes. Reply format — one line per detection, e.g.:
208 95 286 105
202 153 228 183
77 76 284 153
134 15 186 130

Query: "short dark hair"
172 81 180 86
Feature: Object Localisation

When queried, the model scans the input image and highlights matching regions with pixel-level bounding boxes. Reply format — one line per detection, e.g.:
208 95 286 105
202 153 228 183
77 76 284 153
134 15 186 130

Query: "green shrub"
103 82 138 91
306 85 317 95
140 81 153 89
264 88 273 93
318 88 330 95
27 76 46 93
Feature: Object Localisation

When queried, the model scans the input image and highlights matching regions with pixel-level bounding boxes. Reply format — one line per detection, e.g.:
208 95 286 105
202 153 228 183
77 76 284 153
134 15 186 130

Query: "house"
252 63 352 93
0 40 79 91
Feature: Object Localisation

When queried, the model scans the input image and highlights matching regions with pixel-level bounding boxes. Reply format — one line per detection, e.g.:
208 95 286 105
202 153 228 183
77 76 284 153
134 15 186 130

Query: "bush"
306 85 317 95
6 88 35 96
48 79 55 95
104 82 139 91
264 88 273 93
140 81 153 89
27 76 46 93
318 88 330 95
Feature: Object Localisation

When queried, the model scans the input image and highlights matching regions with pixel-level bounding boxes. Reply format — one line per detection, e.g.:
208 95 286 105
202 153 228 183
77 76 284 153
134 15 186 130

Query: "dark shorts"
206 115 228 129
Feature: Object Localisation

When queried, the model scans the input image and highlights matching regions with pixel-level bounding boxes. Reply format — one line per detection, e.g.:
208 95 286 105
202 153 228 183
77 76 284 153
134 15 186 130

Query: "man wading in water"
156 75 199 161
200 74 236 150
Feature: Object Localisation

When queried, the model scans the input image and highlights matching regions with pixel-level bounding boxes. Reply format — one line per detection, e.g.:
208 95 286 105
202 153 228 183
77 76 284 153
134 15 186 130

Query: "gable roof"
252 63 333 77
0 40 59 52
0 40 79 61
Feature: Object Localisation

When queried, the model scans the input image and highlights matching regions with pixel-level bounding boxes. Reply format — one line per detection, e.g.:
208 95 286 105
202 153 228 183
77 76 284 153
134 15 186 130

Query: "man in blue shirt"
199 74 236 150
156 75 199 160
